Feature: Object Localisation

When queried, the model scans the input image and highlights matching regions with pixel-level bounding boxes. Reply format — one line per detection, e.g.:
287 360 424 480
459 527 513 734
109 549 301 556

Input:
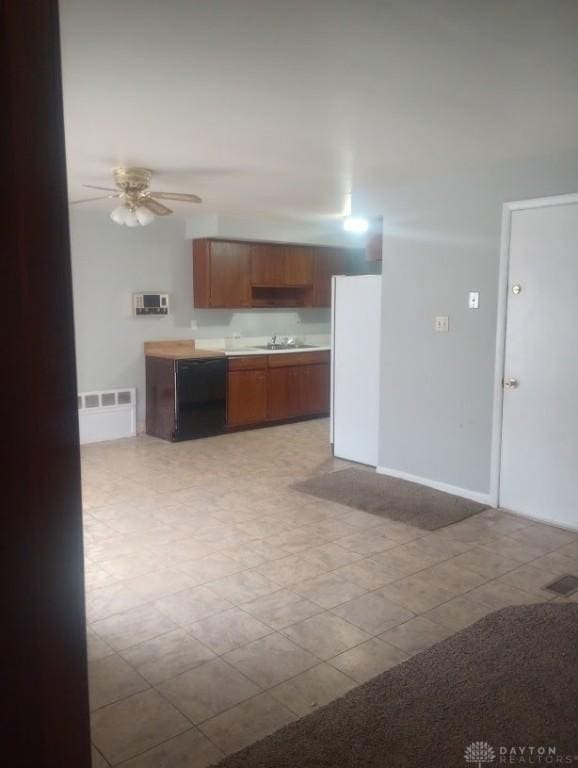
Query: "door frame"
3 0 91 764
490 192 578 511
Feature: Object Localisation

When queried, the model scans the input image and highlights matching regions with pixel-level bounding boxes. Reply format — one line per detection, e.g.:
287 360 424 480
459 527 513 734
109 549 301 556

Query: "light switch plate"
468 291 480 309
435 315 449 332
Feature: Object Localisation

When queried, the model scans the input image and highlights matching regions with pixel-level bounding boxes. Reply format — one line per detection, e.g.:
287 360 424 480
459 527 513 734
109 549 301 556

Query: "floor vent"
543 574 578 597
78 388 136 444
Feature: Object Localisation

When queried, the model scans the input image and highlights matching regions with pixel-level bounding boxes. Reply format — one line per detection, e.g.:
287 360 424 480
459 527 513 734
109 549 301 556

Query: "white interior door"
332 275 381 466
500 201 578 528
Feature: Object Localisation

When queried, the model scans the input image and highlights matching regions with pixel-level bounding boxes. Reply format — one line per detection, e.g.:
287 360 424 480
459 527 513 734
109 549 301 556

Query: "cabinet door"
312 248 353 307
227 370 268 426
251 244 314 288
267 367 301 420
145 357 176 439
283 245 314 286
209 241 252 307
300 363 330 415
251 243 285 286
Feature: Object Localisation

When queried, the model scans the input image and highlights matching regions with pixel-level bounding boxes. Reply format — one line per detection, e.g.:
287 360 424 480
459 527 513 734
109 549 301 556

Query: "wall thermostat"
133 293 169 316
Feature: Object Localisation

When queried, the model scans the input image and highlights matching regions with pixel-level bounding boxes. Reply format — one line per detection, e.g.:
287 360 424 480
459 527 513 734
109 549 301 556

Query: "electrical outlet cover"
435 315 449 332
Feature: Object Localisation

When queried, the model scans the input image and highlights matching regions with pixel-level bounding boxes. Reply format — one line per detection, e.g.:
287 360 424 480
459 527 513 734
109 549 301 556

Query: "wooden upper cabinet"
193 238 367 309
250 243 285 286
193 239 251 308
313 248 336 307
251 244 314 287
208 241 251 308
283 245 314 286
313 247 361 307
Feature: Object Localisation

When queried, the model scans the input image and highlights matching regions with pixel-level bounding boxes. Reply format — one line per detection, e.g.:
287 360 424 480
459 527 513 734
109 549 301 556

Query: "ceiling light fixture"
124 209 140 227
72 167 202 227
110 205 128 225
110 204 154 227
135 206 155 226
343 216 369 234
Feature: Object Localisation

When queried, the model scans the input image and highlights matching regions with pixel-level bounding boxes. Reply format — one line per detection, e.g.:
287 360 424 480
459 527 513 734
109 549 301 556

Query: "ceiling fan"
70 167 202 227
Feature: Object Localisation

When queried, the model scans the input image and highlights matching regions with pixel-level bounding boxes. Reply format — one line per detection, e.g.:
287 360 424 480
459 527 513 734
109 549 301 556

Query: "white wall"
70 209 349 427
376 151 578 499
70 210 193 428
213 214 368 248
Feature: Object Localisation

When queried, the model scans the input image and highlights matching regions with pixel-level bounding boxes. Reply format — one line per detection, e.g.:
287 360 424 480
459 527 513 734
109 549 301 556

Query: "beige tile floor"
83 418 578 767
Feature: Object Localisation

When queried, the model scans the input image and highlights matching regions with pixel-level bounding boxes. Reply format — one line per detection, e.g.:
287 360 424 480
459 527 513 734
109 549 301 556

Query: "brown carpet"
214 604 578 768
292 468 488 529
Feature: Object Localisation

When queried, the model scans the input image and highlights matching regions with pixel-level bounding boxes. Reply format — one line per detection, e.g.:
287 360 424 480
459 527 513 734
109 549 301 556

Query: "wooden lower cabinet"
226 353 330 429
227 369 268 426
267 364 330 420
267 367 302 421
146 357 177 440
300 363 330 415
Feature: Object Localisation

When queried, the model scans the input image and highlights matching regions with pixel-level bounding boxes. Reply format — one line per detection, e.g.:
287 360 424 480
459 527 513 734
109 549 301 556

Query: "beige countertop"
145 339 329 361
144 341 225 360
147 349 227 359
224 345 330 357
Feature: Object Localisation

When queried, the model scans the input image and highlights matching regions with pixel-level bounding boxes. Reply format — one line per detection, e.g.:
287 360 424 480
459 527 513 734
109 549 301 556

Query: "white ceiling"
60 0 578 220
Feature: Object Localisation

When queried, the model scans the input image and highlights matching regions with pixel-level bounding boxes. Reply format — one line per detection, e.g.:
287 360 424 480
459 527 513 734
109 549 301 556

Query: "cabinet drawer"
228 355 268 371
268 351 329 368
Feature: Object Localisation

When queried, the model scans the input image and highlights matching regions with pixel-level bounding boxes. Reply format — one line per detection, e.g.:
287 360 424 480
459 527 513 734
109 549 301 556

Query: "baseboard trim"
499 506 578 534
375 465 493 506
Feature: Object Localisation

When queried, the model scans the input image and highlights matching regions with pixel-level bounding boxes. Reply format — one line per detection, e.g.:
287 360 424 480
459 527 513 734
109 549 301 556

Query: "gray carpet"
214 604 578 768
293 468 488 530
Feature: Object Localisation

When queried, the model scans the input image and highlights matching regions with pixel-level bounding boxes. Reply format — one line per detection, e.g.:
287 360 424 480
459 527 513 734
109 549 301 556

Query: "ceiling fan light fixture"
135 206 155 226
124 209 140 227
110 204 128 225
77 167 202 225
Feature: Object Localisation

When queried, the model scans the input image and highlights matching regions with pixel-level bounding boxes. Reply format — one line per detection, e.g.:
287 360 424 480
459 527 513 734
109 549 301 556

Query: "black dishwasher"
174 357 227 441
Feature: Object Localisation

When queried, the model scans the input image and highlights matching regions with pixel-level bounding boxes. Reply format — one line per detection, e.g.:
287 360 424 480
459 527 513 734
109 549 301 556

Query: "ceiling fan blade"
148 191 202 204
69 194 120 205
82 184 118 192
142 197 173 216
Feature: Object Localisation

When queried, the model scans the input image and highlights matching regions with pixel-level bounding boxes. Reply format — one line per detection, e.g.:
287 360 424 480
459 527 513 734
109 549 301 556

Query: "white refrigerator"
331 274 382 466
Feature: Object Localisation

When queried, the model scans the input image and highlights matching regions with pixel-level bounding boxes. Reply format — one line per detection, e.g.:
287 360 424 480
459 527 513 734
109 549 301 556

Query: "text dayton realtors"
498 745 575 764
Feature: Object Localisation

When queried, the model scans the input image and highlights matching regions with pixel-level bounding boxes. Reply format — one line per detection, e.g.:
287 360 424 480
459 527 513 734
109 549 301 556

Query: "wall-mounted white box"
133 293 169 316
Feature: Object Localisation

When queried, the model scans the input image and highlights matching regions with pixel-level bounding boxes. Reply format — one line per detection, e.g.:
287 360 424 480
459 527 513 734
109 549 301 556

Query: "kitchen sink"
251 343 319 351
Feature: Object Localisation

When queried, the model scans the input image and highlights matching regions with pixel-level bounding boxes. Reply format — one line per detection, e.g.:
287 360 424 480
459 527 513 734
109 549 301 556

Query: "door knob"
504 378 519 389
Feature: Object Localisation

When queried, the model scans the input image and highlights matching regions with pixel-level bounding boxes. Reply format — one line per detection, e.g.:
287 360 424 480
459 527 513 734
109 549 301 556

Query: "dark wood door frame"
1 2 91 766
